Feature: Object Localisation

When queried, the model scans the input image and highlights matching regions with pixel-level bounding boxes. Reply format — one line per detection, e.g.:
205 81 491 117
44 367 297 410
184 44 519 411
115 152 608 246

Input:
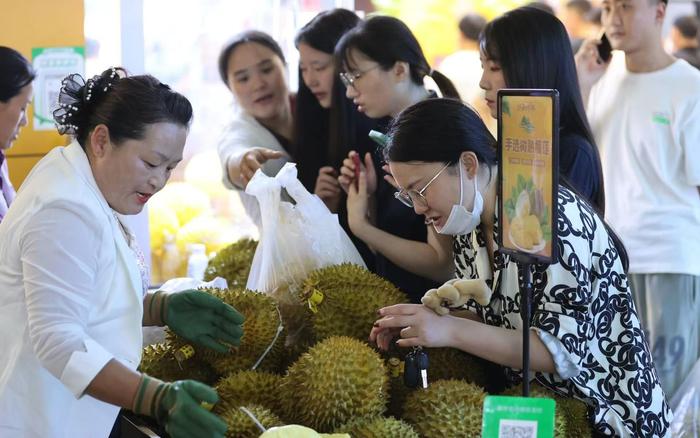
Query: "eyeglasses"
394 162 452 209
339 64 381 88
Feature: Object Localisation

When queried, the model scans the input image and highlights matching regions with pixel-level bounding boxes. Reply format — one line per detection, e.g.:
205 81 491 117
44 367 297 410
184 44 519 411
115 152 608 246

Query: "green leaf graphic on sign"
502 98 511 117
520 116 535 133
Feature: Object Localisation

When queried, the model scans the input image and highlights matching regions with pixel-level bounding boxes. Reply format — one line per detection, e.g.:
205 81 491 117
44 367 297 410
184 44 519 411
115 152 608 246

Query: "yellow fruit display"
175 215 238 258
280 336 388 432
153 181 211 226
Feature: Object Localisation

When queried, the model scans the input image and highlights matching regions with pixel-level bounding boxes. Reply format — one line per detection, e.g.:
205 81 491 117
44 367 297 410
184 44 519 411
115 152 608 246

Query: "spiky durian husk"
403 379 486 438
425 347 491 387
204 238 257 289
335 416 418 438
299 264 408 342
220 404 284 438
280 336 388 432
214 370 283 416
138 342 217 384
557 396 592 437
503 383 591 437
167 287 285 375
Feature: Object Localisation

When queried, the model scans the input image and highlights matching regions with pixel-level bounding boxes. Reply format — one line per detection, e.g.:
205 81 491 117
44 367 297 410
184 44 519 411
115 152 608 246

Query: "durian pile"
139 249 594 437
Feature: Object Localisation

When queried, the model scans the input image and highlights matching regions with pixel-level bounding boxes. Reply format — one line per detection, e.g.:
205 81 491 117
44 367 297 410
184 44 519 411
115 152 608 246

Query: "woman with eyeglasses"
216 31 293 226
334 15 460 301
369 98 671 437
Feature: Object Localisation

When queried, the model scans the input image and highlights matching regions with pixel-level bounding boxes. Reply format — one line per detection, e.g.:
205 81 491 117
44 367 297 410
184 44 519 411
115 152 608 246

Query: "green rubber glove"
133 376 227 438
165 289 245 353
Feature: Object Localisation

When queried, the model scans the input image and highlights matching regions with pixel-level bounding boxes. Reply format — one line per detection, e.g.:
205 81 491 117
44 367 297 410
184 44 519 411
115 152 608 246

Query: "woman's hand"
314 166 342 212
575 38 611 97
370 303 457 349
164 290 245 352
234 148 284 187
346 166 372 235
338 151 377 195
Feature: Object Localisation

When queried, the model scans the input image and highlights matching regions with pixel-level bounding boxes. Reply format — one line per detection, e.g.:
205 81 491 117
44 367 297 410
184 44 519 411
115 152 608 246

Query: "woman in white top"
0 46 35 223
216 31 294 225
0 68 243 438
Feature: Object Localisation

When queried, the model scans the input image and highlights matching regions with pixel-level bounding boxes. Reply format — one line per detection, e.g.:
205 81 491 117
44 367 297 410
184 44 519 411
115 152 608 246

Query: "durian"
167 287 285 376
503 383 591 437
280 336 388 432
335 416 418 438
220 405 284 438
299 264 408 341
215 370 283 416
426 347 491 388
403 379 486 438
138 342 217 384
204 238 257 289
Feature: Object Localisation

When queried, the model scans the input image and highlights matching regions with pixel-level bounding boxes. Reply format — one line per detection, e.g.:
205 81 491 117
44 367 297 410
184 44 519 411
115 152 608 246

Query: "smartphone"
597 32 612 63
352 153 362 190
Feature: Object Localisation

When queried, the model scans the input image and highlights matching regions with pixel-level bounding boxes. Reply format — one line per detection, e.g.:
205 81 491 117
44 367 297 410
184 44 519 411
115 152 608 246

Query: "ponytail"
429 69 460 100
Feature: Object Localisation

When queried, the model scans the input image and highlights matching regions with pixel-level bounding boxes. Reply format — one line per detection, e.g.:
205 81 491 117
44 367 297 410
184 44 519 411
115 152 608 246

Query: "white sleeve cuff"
532 327 583 380
60 337 114 399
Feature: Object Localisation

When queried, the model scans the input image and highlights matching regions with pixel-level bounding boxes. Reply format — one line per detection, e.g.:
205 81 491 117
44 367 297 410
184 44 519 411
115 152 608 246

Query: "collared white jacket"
0 141 144 437
217 105 290 226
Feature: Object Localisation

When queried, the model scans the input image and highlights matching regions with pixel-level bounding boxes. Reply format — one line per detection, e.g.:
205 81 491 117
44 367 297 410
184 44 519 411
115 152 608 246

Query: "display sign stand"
482 88 560 437
496 89 560 396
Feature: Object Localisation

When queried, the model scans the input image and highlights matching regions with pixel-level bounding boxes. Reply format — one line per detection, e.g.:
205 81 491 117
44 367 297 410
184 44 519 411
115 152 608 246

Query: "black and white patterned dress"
454 187 672 437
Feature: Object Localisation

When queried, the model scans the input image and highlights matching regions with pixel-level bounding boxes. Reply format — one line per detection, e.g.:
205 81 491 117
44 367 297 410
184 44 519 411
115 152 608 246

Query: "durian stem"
251 306 284 370
239 406 266 433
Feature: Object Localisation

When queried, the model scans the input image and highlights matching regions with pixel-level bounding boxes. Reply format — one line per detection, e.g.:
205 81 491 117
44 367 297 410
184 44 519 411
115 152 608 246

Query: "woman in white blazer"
0 46 35 222
216 31 295 226
0 68 243 438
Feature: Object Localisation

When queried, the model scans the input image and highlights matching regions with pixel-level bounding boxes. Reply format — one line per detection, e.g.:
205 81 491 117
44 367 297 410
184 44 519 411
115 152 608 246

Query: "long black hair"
293 8 361 190
385 98 628 270
480 6 605 214
53 67 193 149
0 47 36 102
335 15 460 101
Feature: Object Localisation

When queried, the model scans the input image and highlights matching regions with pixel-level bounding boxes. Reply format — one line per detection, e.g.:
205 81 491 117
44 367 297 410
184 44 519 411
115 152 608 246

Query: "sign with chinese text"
482 395 556 438
497 90 559 264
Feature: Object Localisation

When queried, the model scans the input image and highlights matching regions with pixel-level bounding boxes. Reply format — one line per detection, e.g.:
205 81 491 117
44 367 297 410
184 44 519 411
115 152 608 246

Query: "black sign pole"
518 262 532 397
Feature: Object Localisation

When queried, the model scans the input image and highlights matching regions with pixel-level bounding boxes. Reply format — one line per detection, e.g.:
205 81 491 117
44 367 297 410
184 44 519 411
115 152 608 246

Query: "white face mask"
435 163 483 236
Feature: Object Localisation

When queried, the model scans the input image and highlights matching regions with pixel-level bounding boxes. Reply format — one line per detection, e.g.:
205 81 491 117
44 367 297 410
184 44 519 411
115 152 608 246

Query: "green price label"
482 395 555 438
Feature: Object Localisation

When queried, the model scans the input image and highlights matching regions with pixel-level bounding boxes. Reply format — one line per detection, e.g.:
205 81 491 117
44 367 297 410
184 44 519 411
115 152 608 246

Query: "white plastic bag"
671 358 700 436
245 162 365 295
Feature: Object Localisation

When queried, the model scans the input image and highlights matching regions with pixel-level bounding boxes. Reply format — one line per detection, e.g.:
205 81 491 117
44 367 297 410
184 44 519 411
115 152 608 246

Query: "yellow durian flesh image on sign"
499 93 556 260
